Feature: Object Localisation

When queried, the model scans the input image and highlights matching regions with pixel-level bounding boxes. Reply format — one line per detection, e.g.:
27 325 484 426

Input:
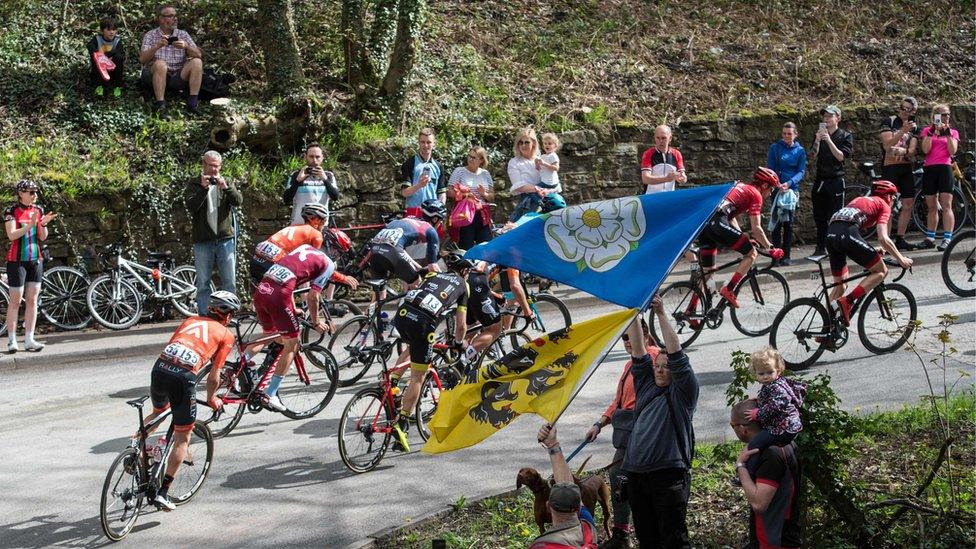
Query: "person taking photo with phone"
918 104 959 251
809 105 854 258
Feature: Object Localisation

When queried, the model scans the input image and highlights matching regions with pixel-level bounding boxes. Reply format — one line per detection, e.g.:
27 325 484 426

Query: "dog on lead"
515 457 612 536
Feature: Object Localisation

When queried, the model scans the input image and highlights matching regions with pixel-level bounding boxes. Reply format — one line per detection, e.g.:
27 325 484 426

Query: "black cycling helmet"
301 203 329 222
540 193 567 213
420 199 447 222
208 290 241 315
16 179 39 193
443 251 474 272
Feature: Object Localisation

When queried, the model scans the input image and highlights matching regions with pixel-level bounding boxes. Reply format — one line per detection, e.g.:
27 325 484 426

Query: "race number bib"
161 343 201 368
372 228 404 247
418 293 443 316
254 240 283 261
830 207 866 226
265 264 296 285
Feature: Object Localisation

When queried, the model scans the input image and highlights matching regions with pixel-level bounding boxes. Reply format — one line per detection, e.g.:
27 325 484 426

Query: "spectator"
447 146 494 249
537 132 563 196
4 180 57 353
184 151 242 314
809 105 854 257
640 125 687 194
138 5 204 115
621 295 698 548
87 17 124 98
918 104 959 251
507 127 544 221
528 423 599 549
584 319 660 549
879 96 920 251
283 143 339 226
767 122 806 266
400 128 447 218
730 399 803 549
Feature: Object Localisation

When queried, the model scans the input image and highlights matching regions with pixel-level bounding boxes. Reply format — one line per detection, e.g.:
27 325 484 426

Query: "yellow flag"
422 308 637 454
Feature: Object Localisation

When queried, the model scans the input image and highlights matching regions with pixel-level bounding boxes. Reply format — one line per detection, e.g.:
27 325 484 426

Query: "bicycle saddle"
148 251 173 259
365 279 387 290
805 254 828 264
126 395 151 408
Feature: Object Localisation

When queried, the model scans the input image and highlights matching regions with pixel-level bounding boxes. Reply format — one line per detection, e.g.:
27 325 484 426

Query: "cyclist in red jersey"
696 168 783 308
141 291 240 511
825 180 913 325
249 203 328 283
251 244 358 412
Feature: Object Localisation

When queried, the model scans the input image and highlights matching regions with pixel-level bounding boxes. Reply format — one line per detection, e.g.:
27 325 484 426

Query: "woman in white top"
448 146 495 249
507 127 544 221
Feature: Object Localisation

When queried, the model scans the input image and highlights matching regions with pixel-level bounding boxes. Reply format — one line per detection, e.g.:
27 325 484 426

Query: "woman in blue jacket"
766 122 806 266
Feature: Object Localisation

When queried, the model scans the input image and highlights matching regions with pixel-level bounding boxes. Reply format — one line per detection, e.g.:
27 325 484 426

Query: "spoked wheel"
301 298 364 346
769 298 831 369
40 266 91 330
328 315 378 387
511 293 571 348
415 369 445 442
649 281 706 349
942 230 976 297
0 286 9 338
279 345 338 419
99 447 143 541
338 387 394 473
195 364 247 439
170 265 213 318
857 284 918 355
87 275 143 330
731 269 790 336
912 188 969 236
167 422 214 505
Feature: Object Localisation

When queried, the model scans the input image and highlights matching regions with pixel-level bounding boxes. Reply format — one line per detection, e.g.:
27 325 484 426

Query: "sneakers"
24 339 45 352
719 285 739 308
895 237 916 251
937 240 951 252
835 296 853 327
6 339 18 354
599 527 633 549
779 258 792 267
154 492 176 512
260 393 288 413
391 417 411 452
112 86 122 98
916 239 936 250
185 102 202 115
94 85 105 97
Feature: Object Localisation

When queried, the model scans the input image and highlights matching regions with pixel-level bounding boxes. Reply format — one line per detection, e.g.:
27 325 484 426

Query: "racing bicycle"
0 264 92 335
769 255 916 369
941 228 975 297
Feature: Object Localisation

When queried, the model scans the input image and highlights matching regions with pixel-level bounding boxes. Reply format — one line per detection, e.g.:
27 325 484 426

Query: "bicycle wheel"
167 422 214 505
648 281 706 349
942 230 976 297
731 269 790 337
338 387 394 473
40 266 91 330
0 286 9 338
195 364 246 439
769 298 831 369
279 345 338 419
169 265 211 318
415 369 443 442
912 188 968 238
99 447 143 541
857 283 917 355
511 293 571 348
328 315 379 387
87 275 143 330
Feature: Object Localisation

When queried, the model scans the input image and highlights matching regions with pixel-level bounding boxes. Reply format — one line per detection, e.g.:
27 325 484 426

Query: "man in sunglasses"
138 5 205 115
878 96 921 251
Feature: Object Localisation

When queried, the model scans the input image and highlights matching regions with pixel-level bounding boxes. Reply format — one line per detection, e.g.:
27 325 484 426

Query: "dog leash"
564 439 590 463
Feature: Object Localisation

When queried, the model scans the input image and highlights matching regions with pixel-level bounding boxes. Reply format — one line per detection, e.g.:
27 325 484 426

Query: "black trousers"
771 220 794 259
89 58 124 88
812 177 845 251
628 468 691 549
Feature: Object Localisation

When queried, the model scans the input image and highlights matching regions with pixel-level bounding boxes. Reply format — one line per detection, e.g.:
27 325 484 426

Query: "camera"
208 176 217 186
166 36 178 45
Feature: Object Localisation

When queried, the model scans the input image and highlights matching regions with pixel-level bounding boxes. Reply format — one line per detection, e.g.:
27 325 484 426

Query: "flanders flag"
422 308 637 454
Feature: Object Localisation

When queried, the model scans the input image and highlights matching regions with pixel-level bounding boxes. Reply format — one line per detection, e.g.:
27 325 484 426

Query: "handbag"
610 361 635 449
449 197 477 229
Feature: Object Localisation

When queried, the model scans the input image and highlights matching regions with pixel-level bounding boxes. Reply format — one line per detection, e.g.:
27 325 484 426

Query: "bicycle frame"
111 256 195 301
808 258 909 322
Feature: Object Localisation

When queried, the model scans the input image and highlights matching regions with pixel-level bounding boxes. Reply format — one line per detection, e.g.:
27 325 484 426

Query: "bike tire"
338 386 393 473
167 421 214 505
40 266 92 330
195 364 247 439
87 275 143 330
649 281 706 349
510 293 571 348
730 268 790 337
0 286 9 338
769 297 830 370
169 265 213 318
300 298 364 345
99 447 143 541
941 229 976 297
857 283 917 355
912 187 968 238
415 369 442 442
279 345 339 419
328 315 379 387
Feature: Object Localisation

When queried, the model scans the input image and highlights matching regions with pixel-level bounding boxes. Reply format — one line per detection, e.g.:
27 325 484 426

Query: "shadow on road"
696 370 735 387
221 456 381 490
0 513 152 548
107 387 148 400
90 437 131 455
292 417 339 440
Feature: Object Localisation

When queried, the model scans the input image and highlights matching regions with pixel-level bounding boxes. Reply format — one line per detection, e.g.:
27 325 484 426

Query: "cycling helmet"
540 193 567 213
751 167 780 190
420 199 447 222
871 179 898 198
301 203 329 222
207 291 241 315
327 227 352 253
16 179 39 193
443 252 474 272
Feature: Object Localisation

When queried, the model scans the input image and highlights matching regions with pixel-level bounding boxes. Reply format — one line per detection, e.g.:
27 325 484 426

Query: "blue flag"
467 183 734 308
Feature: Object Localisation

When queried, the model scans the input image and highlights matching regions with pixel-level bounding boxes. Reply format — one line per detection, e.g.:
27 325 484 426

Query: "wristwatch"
547 444 562 455
734 462 746 470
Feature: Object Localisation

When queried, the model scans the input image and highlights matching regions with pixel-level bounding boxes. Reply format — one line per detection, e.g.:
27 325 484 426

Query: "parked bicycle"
770 255 916 369
99 395 214 541
0 263 92 335
941 228 975 297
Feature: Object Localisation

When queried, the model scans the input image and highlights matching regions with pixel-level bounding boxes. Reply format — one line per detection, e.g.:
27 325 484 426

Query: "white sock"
25 331 34 343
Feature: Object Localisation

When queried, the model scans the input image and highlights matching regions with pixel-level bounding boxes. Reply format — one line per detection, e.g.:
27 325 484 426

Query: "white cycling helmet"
208 291 241 314
301 203 329 222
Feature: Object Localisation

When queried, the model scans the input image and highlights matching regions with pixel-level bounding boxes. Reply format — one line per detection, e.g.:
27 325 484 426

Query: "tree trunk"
379 0 425 115
367 0 398 62
257 0 305 97
341 0 378 93
804 459 873 546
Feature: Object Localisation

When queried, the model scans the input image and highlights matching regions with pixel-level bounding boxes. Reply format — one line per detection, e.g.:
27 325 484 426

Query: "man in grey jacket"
621 295 699 548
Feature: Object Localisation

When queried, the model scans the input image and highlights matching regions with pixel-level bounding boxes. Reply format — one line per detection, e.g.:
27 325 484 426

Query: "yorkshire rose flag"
422 308 637 454
465 184 734 308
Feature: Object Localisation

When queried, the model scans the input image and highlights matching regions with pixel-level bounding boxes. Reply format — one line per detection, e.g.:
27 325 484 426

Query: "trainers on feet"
261 393 288 412
94 85 105 97
780 258 792 266
719 285 740 308
24 339 45 352
154 493 176 512
895 237 916 251
112 86 122 98
836 296 853 327
599 527 633 549
937 240 950 252
916 239 936 250
7 340 18 354
391 418 411 452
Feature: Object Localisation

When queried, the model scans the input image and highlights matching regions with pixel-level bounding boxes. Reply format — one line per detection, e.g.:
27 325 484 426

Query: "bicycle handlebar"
883 257 912 283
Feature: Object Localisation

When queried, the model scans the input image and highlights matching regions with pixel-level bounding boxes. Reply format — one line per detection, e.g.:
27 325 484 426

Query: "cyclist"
696 168 784 309
252 244 359 412
249 203 329 283
390 252 473 452
825 180 913 326
362 198 446 288
462 259 504 365
141 291 240 511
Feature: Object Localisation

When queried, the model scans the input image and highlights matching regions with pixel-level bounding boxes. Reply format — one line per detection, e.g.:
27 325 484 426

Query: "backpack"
528 520 598 549
199 68 235 101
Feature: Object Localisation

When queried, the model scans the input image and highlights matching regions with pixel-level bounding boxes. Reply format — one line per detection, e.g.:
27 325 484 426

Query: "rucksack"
528 520 598 549
199 68 235 101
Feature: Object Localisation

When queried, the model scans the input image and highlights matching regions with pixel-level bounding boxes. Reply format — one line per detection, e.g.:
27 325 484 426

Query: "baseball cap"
549 482 581 512
820 105 841 116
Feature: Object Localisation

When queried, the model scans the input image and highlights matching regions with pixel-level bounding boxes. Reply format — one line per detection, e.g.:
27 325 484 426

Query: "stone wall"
44 104 974 269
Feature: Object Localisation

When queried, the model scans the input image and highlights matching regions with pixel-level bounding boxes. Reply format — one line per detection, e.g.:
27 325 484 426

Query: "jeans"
193 238 236 313
628 468 691 549
812 177 845 252
608 446 632 530
746 429 797 475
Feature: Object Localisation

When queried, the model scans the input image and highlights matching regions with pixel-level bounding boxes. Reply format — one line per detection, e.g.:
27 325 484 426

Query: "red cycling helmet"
327 228 352 252
751 167 780 190
871 180 898 198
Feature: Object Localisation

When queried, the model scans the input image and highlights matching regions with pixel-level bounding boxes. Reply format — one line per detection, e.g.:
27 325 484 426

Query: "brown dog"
516 460 611 537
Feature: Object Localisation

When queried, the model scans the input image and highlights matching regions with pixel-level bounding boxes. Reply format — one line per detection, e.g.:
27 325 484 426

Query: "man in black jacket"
810 105 854 256
622 295 699 548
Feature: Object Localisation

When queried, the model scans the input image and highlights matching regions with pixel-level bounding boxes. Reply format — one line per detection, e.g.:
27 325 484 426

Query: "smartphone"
166 36 178 44
818 122 827 132
934 114 943 126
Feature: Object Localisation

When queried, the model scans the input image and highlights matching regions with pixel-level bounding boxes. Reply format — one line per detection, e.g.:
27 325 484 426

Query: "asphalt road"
1 260 973 548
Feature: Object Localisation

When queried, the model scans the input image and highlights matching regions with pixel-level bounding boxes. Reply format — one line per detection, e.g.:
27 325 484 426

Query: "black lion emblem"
469 381 519 429
525 368 565 396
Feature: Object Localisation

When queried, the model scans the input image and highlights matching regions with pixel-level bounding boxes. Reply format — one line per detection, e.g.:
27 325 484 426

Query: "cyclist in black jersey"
464 260 504 359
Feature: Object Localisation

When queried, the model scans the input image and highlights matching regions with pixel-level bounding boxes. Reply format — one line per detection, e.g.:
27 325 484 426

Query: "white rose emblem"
543 197 646 272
